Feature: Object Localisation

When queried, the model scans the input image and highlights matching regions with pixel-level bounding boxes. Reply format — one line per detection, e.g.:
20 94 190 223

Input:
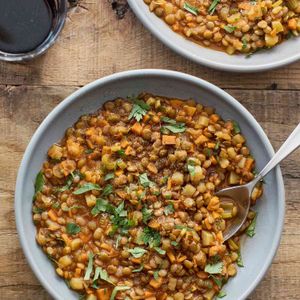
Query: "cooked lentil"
33 93 263 300
144 0 300 54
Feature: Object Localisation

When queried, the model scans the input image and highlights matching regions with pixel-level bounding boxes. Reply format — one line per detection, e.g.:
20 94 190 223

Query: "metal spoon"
217 122 300 241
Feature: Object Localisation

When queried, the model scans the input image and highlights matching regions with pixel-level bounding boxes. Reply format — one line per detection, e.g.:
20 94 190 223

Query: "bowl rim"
127 0 300 72
15 69 285 300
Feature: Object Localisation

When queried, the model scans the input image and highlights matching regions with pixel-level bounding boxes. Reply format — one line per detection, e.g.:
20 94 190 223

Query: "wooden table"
0 1 299 299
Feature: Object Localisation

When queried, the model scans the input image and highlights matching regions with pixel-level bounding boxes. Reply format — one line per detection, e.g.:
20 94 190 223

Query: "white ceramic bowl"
15 70 285 300
128 0 300 72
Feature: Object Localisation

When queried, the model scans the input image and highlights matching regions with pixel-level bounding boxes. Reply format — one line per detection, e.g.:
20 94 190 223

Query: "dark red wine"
0 0 54 53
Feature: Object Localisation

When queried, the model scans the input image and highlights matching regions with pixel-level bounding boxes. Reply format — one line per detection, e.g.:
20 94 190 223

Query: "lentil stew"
32 94 263 300
143 0 300 55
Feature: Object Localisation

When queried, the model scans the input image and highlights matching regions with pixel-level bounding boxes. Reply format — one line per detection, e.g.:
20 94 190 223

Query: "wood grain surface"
0 1 299 299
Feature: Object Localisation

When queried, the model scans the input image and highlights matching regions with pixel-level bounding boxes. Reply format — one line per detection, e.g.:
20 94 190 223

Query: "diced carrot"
177 255 187 263
116 190 127 199
102 146 111 155
97 119 109 127
85 127 96 136
96 288 110 300
145 291 155 297
48 209 57 222
61 233 72 246
81 252 88 263
149 277 163 289
212 211 221 219
148 219 160 229
210 114 220 123
120 139 129 148
143 114 150 122
79 233 92 243
288 18 297 30
207 142 216 149
147 163 158 174
158 293 168 300
197 271 209 279
162 135 176 145
245 158 254 171
167 251 176 263
167 178 172 190
125 146 135 155
100 243 112 252
145 297 157 300
195 135 209 145
170 99 183 108
131 122 143 135
184 105 196 116
75 268 82 277
210 155 217 165
115 169 123 176
238 2 251 9
131 257 142 264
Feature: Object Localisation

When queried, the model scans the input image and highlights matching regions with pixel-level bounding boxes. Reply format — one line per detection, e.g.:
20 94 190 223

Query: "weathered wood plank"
0 1 300 90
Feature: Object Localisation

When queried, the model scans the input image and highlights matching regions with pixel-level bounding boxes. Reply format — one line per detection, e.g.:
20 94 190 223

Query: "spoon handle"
256 122 300 182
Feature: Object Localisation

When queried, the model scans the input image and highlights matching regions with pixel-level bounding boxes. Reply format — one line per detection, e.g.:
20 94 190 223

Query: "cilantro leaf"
32 207 44 214
34 171 44 198
93 267 113 286
246 213 257 237
161 117 186 133
154 247 166 255
66 223 81 235
237 250 244 267
208 0 220 14
232 120 241 134
183 1 199 15
171 241 178 247
217 291 227 298
128 247 147 258
175 225 194 231
210 275 223 288
117 149 126 157
224 25 236 33
84 253 94 280
139 173 155 188
91 198 115 216
141 227 161 248
242 36 248 49
187 159 196 176
164 203 175 216
73 183 101 195
55 171 82 192
110 285 131 300
104 173 115 181
128 98 150 122
132 265 144 273
142 206 153 224
102 184 113 197
153 270 159 280
205 261 224 274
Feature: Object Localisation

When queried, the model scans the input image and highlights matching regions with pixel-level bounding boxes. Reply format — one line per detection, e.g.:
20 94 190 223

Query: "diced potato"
265 34 279 47
171 172 184 186
190 165 204 184
69 277 84 290
201 230 215 246
58 255 72 268
48 144 63 160
182 184 196 197
85 194 97 207
70 238 82 251
228 171 240 185
198 116 209 127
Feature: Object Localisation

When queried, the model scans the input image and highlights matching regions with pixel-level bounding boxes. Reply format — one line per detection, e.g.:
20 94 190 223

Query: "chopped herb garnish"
115 235 122 249
138 190 146 201
142 206 153 224
224 25 236 33
92 267 113 286
141 227 161 248
183 2 199 15
205 261 224 274
34 171 44 198
32 207 44 214
117 149 126 157
84 253 94 280
203 148 212 157
164 203 175 216
110 285 131 300
175 225 194 231
217 291 227 298
139 173 155 188
73 183 101 195
208 0 220 14
210 275 223 288
161 117 186 133
52 202 60 209
154 247 166 255
102 184 113 196
242 36 248 49
85 149 94 154
187 159 196 176
153 270 159 280
104 173 115 181
128 247 147 258
232 120 241 134
66 223 81 235
128 98 150 122
246 213 257 237
237 250 244 267
171 241 179 247
91 198 115 216
132 265 144 273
